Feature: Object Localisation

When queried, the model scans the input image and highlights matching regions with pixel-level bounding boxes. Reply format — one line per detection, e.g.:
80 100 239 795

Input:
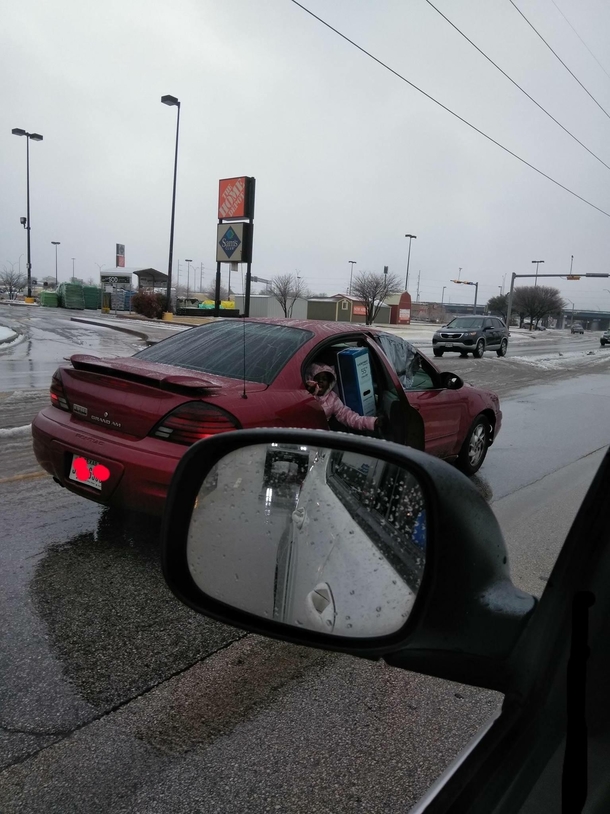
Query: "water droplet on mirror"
376 607 382 612
346 623 353 629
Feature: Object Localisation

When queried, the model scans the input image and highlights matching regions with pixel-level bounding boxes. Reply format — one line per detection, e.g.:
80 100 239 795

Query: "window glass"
446 317 485 329
327 450 427 591
135 321 313 384
377 333 417 389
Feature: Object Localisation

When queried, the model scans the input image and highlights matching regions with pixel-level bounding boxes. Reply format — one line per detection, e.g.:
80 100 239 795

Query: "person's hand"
305 380 318 395
375 415 388 437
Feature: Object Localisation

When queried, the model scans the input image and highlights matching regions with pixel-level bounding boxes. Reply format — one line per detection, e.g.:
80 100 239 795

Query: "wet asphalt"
1 307 609 812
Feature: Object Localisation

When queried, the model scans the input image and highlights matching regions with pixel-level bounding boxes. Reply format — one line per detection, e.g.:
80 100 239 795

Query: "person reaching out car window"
305 364 379 433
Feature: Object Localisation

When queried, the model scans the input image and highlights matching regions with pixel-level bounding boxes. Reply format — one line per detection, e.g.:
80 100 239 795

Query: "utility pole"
416 271 421 302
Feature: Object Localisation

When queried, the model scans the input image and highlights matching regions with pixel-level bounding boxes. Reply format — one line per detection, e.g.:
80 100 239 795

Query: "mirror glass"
187 443 427 638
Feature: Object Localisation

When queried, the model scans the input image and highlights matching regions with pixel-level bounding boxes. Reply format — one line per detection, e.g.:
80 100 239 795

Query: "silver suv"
432 316 509 358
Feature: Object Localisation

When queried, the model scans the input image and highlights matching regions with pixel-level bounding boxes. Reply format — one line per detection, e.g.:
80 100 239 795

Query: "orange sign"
352 305 367 316
218 177 248 219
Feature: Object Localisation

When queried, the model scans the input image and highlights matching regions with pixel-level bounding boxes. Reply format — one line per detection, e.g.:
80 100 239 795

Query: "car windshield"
134 321 312 384
445 318 485 329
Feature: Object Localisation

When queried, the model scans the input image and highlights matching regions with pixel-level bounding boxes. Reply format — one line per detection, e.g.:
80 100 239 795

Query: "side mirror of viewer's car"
162 431 610 812
161 429 535 692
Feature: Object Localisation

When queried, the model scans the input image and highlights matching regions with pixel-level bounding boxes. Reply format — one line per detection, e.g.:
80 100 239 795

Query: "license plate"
443 343 454 348
69 455 104 490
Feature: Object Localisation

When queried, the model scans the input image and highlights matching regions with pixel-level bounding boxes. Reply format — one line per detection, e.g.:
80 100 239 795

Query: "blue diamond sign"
220 226 241 258
216 222 250 262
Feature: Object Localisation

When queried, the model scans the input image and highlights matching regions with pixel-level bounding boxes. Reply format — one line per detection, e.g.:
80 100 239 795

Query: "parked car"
32 319 502 515
571 323 584 334
600 330 610 346
432 316 509 358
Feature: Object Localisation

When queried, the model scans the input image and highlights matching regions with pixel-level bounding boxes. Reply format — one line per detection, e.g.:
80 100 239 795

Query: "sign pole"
214 260 222 317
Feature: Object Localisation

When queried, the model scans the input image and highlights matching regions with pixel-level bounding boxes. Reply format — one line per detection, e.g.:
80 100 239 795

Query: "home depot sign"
217 177 255 220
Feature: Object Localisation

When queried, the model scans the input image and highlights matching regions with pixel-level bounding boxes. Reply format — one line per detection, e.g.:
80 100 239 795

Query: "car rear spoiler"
69 354 223 394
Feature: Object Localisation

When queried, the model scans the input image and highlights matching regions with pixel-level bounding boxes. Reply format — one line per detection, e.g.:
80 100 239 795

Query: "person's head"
313 370 334 396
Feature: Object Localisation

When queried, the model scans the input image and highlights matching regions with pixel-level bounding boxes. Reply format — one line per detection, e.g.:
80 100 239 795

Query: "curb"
0 330 19 345
70 317 152 343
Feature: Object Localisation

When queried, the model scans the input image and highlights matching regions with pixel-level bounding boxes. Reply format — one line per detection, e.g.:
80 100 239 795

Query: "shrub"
132 291 168 319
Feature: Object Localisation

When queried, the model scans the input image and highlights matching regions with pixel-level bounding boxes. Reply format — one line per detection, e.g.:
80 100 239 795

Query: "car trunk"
60 354 266 440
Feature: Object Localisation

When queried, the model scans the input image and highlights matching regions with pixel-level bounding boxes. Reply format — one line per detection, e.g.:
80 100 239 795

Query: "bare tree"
512 286 565 328
270 273 307 317
204 284 228 301
486 293 509 322
350 270 401 325
0 267 27 299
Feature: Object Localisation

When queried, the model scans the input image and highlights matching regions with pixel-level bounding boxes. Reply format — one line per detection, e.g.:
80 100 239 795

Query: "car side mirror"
162 429 535 692
439 371 463 390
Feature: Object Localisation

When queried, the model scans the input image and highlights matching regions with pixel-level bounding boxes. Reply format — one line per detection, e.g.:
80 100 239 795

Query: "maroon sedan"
32 319 501 515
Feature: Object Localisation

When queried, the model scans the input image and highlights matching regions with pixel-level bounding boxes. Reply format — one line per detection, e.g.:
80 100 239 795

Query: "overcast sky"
2 0 610 309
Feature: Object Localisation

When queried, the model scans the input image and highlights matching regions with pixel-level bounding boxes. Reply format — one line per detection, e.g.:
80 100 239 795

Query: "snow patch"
0 424 32 438
509 351 610 370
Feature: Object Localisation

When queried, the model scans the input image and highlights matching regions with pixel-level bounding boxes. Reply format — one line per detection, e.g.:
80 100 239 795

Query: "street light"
404 234 416 291
185 259 193 299
51 242 60 286
71 258 75 278
12 128 43 299
532 259 544 287
441 286 446 305
348 261 357 295
451 278 479 314
161 94 181 317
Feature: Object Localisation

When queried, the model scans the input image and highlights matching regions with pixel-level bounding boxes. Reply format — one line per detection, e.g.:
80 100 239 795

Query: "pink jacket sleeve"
325 391 376 432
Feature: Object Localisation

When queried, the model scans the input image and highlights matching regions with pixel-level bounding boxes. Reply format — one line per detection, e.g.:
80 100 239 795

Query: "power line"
424 0 610 173
508 0 610 121
551 0 610 83
288 0 610 219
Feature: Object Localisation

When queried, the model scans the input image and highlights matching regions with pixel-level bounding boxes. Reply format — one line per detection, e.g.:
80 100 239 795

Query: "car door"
374 333 467 459
482 317 498 349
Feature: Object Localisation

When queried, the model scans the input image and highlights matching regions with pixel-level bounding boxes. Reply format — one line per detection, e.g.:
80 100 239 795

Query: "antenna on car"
241 316 248 399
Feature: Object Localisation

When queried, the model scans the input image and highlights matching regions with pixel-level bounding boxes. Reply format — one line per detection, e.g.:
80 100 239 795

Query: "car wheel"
456 416 491 476
433 349 443 357
473 339 485 358
496 338 508 357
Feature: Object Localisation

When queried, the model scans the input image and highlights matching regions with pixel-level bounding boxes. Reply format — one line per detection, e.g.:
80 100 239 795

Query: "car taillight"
50 369 70 412
150 402 240 445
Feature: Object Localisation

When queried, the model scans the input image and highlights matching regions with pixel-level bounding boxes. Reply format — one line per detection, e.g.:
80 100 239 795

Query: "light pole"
565 298 575 328
441 286 446 305
532 259 544 286
51 242 60 286
185 259 192 299
12 128 43 299
451 278 479 314
161 95 181 316
72 258 75 278
404 234 416 291
348 261 357 295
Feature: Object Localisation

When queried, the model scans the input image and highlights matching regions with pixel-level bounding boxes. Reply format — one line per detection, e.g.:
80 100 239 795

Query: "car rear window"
135 321 313 384
445 318 484 329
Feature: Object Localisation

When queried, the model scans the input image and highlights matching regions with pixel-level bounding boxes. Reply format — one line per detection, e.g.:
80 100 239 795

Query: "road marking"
0 470 48 485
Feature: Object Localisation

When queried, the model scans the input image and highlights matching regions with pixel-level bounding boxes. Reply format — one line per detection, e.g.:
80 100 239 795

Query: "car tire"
456 415 491 476
433 349 443 357
496 338 508 357
473 339 485 358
